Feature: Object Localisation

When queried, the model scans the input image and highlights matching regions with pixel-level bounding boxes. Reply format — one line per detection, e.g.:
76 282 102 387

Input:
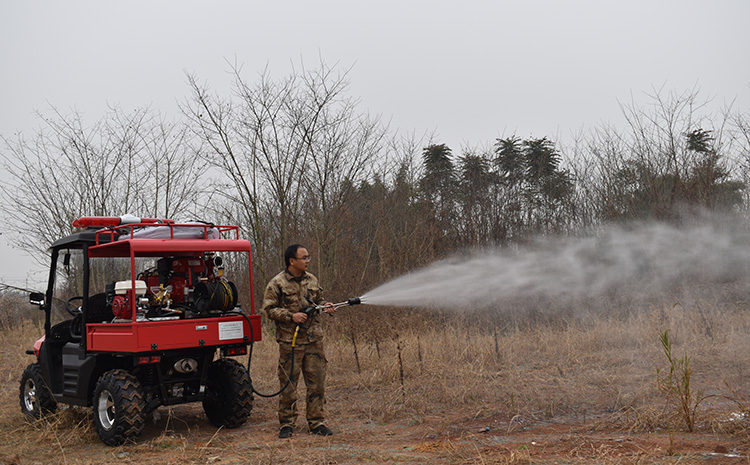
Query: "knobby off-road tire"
202 358 253 428
20 363 57 419
92 369 146 446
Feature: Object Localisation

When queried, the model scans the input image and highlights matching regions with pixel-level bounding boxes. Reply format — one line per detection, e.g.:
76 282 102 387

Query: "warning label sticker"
218 321 244 340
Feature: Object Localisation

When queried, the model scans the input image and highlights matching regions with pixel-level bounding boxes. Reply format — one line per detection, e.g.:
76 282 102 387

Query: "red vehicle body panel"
86 314 262 352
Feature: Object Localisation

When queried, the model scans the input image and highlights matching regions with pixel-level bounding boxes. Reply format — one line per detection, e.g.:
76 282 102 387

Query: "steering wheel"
65 296 84 316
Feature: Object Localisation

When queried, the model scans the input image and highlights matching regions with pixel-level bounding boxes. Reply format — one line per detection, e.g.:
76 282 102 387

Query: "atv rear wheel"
202 358 253 428
92 369 145 446
20 363 57 419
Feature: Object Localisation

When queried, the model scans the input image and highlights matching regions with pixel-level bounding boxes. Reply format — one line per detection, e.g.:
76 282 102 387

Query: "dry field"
2 302 750 464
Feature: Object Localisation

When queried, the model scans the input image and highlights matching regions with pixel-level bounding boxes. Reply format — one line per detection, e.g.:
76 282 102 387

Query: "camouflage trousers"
277 341 327 430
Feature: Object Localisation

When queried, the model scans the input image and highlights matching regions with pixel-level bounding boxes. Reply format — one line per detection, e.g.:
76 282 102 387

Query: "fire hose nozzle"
314 296 363 312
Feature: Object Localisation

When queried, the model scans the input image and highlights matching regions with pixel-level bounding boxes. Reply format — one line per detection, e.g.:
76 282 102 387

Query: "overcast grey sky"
1 0 749 288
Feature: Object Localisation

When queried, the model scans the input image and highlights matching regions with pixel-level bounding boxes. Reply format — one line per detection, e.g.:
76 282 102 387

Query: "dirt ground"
2 398 748 465
4 309 750 465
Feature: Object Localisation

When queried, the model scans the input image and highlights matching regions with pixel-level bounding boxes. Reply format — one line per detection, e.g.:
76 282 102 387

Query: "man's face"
289 247 310 275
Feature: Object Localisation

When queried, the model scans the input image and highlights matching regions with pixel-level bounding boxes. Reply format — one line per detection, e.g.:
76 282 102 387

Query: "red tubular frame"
82 221 258 353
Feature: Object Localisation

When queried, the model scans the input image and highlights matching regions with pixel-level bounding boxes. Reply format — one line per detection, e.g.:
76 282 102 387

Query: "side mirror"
29 292 45 309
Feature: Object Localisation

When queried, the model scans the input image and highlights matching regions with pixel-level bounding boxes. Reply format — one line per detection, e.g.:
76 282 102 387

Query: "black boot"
310 425 333 436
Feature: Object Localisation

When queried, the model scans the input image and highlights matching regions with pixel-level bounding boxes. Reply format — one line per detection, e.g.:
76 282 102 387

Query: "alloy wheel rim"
97 390 116 430
23 379 37 412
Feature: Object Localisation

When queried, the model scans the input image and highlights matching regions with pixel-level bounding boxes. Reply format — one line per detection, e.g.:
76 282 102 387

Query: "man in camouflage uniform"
262 244 336 438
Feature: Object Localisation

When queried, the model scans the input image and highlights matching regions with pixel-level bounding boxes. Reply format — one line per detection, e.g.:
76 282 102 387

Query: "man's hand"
292 303 335 323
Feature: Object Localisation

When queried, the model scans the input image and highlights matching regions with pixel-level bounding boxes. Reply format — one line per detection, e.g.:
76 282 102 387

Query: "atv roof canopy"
60 218 256 315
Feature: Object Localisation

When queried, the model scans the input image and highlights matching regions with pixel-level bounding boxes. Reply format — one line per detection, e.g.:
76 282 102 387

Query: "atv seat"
49 319 78 345
86 292 114 324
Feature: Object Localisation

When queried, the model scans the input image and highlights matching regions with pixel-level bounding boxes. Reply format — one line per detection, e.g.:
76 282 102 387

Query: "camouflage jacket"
262 269 327 344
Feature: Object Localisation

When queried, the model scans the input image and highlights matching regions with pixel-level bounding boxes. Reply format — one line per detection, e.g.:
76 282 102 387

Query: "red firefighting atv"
19 216 262 445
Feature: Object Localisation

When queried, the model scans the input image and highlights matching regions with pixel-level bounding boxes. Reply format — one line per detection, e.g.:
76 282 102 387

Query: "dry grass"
2 301 750 463
323 302 750 426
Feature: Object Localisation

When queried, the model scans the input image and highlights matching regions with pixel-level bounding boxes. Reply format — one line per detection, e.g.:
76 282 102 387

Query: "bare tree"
575 88 744 222
184 61 387 286
729 108 750 214
128 112 202 218
299 74 388 284
0 106 201 264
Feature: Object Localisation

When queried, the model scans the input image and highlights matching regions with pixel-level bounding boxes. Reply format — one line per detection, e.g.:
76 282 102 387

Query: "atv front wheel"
20 363 57 419
202 358 253 428
92 369 145 446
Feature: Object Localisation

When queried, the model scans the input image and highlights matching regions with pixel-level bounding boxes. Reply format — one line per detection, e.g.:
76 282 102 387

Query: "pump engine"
108 280 150 320
137 253 238 318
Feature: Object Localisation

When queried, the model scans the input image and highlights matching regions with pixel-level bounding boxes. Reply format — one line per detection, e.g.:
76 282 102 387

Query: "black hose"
227 311 294 398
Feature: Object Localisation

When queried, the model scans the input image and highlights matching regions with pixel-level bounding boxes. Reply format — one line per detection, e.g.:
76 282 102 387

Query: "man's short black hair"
284 244 305 268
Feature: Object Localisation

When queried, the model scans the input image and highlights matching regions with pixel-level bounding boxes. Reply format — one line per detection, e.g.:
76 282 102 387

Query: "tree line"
2 62 749 304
